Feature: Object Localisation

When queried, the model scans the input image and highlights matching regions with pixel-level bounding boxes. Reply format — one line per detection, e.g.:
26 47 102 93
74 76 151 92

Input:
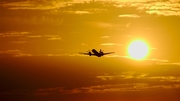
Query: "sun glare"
128 40 149 60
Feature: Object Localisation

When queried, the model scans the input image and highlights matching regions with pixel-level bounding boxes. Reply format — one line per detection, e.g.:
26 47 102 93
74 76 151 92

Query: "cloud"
42 54 76 57
119 14 140 18
47 36 62 40
75 10 90 14
0 0 63 10
0 16 64 27
100 43 122 46
138 2 180 16
25 53 86 57
96 71 180 83
81 43 88 46
32 82 180 95
147 10 180 16
149 76 180 82
0 50 32 57
1 0 180 17
47 37 61 40
1 55 180 99
2 82 180 97
0 0 90 10
2 0 180 33
161 62 180 65
27 35 42 38
34 87 82 96
0 49 21 53
96 75 114 81
1 1 38 9
169 0 180 3
100 36 110 38
10 41 27 44
26 34 62 41
96 72 148 81
88 22 113 28
33 84 140 95
0 31 30 37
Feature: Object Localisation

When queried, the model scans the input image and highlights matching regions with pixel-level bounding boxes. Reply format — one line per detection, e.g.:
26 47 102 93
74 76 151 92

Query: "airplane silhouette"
79 49 115 57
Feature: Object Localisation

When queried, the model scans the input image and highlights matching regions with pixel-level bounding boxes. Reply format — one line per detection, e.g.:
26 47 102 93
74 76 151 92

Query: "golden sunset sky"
1 0 180 101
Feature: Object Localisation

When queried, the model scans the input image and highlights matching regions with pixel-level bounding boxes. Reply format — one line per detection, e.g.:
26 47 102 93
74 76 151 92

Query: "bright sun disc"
128 40 149 60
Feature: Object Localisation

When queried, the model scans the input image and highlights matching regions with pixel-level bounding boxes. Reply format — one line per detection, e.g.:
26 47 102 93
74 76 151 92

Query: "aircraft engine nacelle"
100 49 104 56
89 52 91 56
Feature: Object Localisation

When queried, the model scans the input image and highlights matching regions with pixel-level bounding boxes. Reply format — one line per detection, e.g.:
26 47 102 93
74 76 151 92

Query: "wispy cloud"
119 14 140 18
81 43 88 46
96 72 148 81
96 71 180 83
27 35 62 40
96 75 114 81
100 36 110 38
0 0 65 10
27 35 42 38
47 35 62 40
1 0 180 17
146 10 180 16
0 50 32 57
0 50 22 54
100 43 122 46
35 87 82 95
0 52 65 57
1 31 63 42
47 37 61 40
0 31 30 37
10 41 27 44
138 2 180 16
2 82 180 96
32 82 180 95
75 10 90 14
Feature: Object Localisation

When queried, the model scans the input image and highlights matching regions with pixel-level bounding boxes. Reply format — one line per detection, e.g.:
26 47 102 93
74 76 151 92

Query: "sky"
1 0 180 101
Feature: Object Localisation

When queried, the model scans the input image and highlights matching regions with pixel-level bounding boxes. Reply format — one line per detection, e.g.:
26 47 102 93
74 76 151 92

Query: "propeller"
88 49 91 56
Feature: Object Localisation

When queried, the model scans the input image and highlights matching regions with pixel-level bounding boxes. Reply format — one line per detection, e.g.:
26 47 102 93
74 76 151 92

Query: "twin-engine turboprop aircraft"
79 49 115 57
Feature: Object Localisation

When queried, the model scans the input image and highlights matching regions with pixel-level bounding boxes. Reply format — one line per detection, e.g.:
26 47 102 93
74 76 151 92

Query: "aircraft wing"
79 52 95 55
103 52 115 55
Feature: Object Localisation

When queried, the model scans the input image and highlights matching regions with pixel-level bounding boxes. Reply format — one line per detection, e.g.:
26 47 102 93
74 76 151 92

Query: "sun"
127 40 149 60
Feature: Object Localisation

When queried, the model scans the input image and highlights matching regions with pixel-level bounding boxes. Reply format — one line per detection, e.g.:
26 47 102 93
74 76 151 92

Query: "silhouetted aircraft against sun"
79 49 115 57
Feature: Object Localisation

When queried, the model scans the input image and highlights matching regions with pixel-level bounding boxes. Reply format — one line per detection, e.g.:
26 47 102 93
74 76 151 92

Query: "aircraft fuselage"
92 49 102 57
79 49 114 57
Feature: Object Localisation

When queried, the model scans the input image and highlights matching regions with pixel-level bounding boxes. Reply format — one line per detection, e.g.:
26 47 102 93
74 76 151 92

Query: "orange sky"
1 0 180 101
